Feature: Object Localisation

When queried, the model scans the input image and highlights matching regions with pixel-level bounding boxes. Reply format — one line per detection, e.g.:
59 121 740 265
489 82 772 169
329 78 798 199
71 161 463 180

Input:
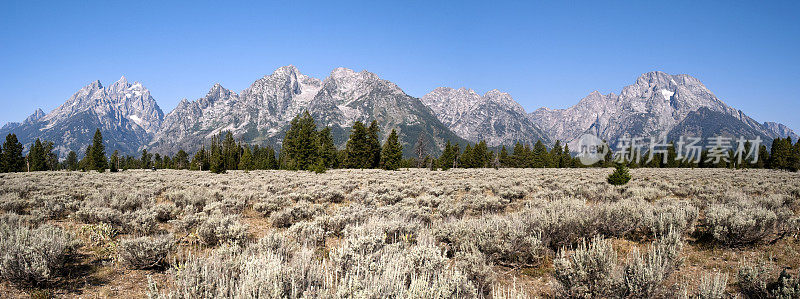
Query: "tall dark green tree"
222 132 239 170
344 121 372 169
473 140 490 168
318 127 338 168
110 150 120 172
461 144 474 168
239 145 254 171
154 153 163 169
191 146 209 171
174 149 189 169
531 140 549 168
2 134 25 172
367 120 382 168
439 141 459 170
282 111 318 170
511 142 526 168
561 144 573 168
790 138 800 172
141 149 152 169
65 151 78 171
499 145 510 167
768 137 792 170
89 129 107 172
209 134 226 173
550 140 563 168
28 139 46 171
380 129 403 170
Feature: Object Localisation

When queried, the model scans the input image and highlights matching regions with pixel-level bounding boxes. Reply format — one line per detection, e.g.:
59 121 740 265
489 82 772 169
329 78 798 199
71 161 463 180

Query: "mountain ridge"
2 68 796 158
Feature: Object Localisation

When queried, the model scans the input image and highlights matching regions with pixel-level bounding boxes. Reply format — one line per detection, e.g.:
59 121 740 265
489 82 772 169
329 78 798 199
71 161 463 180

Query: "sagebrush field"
1 168 799 298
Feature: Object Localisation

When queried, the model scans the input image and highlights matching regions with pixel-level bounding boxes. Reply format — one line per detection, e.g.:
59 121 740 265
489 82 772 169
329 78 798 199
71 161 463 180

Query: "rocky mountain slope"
150 66 465 156
1 77 164 157
529 71 795 147
3 69 796 158
421 87 550 146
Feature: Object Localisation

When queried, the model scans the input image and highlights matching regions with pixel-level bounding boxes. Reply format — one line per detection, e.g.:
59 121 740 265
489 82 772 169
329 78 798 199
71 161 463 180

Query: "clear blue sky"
1 1 798 132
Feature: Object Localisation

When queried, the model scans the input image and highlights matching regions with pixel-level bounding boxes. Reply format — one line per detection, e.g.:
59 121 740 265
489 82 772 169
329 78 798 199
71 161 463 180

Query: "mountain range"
1 67 796 158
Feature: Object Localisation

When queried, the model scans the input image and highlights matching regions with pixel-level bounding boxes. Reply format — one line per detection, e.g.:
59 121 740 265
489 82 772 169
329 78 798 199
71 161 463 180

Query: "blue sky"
1 1 798 131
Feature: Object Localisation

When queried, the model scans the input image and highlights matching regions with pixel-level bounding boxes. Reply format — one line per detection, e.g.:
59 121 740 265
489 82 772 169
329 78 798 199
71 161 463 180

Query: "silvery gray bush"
698 272 728 299
553 236 622 298
197 214 248 246
118 235 173 269
0 222 75 285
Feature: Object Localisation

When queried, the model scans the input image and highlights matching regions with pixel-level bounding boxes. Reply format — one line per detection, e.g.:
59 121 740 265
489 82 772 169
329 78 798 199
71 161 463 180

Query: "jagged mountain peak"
421 86 550 146
207 83 234 96
530 71 792 149
24 109 45 124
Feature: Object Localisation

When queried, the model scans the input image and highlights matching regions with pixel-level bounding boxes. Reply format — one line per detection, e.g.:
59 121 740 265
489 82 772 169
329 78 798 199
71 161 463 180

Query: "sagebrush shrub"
118 235 173 269
698 272 728 299
0 223 75 286
75 206 123 225
435 215 544 266
737 261 773 298
553 236 622 298
705 203 777 246
623 229 684 297
269 202 323 228
197 215 248 246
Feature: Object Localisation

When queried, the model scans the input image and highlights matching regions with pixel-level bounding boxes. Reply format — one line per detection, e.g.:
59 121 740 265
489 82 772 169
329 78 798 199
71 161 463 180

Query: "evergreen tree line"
1 125 799 173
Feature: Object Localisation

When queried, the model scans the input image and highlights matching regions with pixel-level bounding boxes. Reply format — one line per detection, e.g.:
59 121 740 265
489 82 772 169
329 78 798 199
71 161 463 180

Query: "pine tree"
511 142 525 168
461 144 474 168
438 140 455 170
175 149 189 169
154 153 163 169
532 140 549 168
607 163 631 185
317 127 338 168
550 140 563 168
239 145 254 171
499 145 510 167
89 129 107 172
282 111 318 170
768 137 791 170
110 150 119 172
755 144 769 169
380 129 403 170
28 139 46 171
191 146 208 171
2 134 25 172
473 140 490 168
222 132 238 170
344 121 372 169
561 144 573 168
789 138 800 172
367 120 381 168
209 134 226 174
140 149 152 169
666 143 679 168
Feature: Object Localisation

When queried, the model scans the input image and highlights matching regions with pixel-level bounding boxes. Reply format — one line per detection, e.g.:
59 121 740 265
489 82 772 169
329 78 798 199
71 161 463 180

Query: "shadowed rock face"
528 71 794 148
421 87 550 147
